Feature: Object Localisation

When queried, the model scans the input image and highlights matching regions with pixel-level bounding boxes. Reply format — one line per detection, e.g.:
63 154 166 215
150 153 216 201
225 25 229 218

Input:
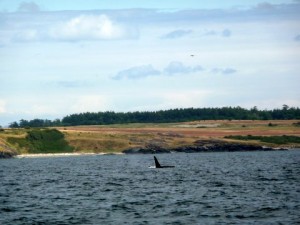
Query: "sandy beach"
15 152 124 158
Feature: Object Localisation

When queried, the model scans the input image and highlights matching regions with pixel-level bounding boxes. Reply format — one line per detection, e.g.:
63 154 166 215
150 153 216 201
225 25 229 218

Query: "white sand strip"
16 152 124 158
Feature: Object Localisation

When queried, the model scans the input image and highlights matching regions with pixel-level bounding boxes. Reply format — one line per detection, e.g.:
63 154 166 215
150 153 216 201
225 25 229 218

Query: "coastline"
15 152 124 158
1 120 299 159
14 147 295 158
7 140 293 158
123 139 289 154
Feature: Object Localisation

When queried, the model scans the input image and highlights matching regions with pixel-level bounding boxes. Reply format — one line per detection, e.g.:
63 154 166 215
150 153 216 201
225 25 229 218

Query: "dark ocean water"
0 150 299 225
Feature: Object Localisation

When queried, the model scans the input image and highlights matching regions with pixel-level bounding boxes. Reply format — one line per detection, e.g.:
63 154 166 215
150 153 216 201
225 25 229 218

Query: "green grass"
7 129 74 153
225 135 300 145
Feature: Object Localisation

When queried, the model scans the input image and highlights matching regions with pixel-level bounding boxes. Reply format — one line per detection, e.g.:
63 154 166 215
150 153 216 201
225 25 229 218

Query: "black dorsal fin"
154 156 162 168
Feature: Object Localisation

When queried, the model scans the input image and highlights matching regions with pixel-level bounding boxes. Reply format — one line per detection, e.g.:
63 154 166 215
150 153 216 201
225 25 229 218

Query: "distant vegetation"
9 105 300 128
225 135 300 145
293 122 300 127
7 129 74 153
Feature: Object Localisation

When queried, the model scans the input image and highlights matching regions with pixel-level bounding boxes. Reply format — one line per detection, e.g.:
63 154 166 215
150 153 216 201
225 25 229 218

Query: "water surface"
1 150 299 224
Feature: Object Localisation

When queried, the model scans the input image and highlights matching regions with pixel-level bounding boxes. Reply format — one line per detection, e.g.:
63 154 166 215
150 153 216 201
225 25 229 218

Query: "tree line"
9 105 300 128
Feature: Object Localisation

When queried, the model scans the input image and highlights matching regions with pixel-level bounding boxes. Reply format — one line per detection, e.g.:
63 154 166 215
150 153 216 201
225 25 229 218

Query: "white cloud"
238 99 300 110
222 68 237 74
4 97 63 119
164 61 204 75
254 2 275 10
30 104 57 115
49 14 136 41
113 61 238 80
204 30 217 36
211 67 237 74
0 100 7 113
204 29 231 38
55 80 90 88
161 29 193 39
126 90 213 112
18 1 40 13
222 29 231 37
71 95 112 113
1 4 299 45
113 65 160 80
160 90 212 109
113 62 204 80
13 29 38 42
1 13 138 43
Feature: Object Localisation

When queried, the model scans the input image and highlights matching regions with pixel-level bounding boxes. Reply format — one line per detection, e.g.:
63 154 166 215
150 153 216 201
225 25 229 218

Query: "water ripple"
0 150 299 224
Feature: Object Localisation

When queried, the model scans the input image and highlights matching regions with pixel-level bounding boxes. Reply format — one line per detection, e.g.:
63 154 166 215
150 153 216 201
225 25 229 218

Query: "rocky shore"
0 144 17 159
123 140 287 154
0 140 288 158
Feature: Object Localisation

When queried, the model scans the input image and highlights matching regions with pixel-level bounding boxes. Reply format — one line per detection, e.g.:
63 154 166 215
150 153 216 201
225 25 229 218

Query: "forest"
9 105 300 128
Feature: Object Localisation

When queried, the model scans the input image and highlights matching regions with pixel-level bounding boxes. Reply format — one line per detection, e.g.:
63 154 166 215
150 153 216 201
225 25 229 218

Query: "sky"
0 0 300 126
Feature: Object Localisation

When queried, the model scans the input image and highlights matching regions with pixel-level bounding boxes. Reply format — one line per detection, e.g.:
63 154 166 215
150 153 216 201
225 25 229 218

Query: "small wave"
170 210 191 216
1 207 16 212
103 188 112 192
256 206 281 213
105 182 123 187
255 175 281 182
175 200 195 206
111 203 133 212
152 204 164 210
127 200 151 206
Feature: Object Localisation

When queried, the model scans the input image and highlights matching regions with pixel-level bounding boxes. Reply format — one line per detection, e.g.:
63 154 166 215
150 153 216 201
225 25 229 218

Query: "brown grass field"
56 120 300 153
1 120 299 154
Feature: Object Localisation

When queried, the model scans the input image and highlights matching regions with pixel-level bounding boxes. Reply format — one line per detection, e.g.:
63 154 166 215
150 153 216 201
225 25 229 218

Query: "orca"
153 156 175 168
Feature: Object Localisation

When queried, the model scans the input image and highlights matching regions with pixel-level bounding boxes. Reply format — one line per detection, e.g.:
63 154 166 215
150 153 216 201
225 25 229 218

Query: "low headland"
1 120 300 158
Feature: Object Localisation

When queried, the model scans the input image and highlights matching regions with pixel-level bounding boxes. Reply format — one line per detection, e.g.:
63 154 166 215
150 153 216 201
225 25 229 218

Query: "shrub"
268 123 277 127
225 135 300 144
8 129 74 153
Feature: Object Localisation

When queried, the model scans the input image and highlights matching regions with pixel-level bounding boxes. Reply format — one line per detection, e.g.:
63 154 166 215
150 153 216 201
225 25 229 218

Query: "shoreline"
15 152 124 158
123 140 290 154
5 148 299 159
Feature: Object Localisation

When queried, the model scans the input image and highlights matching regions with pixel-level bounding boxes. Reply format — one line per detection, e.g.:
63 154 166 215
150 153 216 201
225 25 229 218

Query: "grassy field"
59 120 300 153
1 120 300 154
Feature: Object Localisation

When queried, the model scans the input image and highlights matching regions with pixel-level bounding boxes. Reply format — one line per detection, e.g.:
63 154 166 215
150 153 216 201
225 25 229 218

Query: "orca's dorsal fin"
154 156 162 168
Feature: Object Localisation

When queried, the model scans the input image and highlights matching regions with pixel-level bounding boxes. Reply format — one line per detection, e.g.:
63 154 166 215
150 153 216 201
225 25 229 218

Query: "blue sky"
0 0 295 11
0 0 300 126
